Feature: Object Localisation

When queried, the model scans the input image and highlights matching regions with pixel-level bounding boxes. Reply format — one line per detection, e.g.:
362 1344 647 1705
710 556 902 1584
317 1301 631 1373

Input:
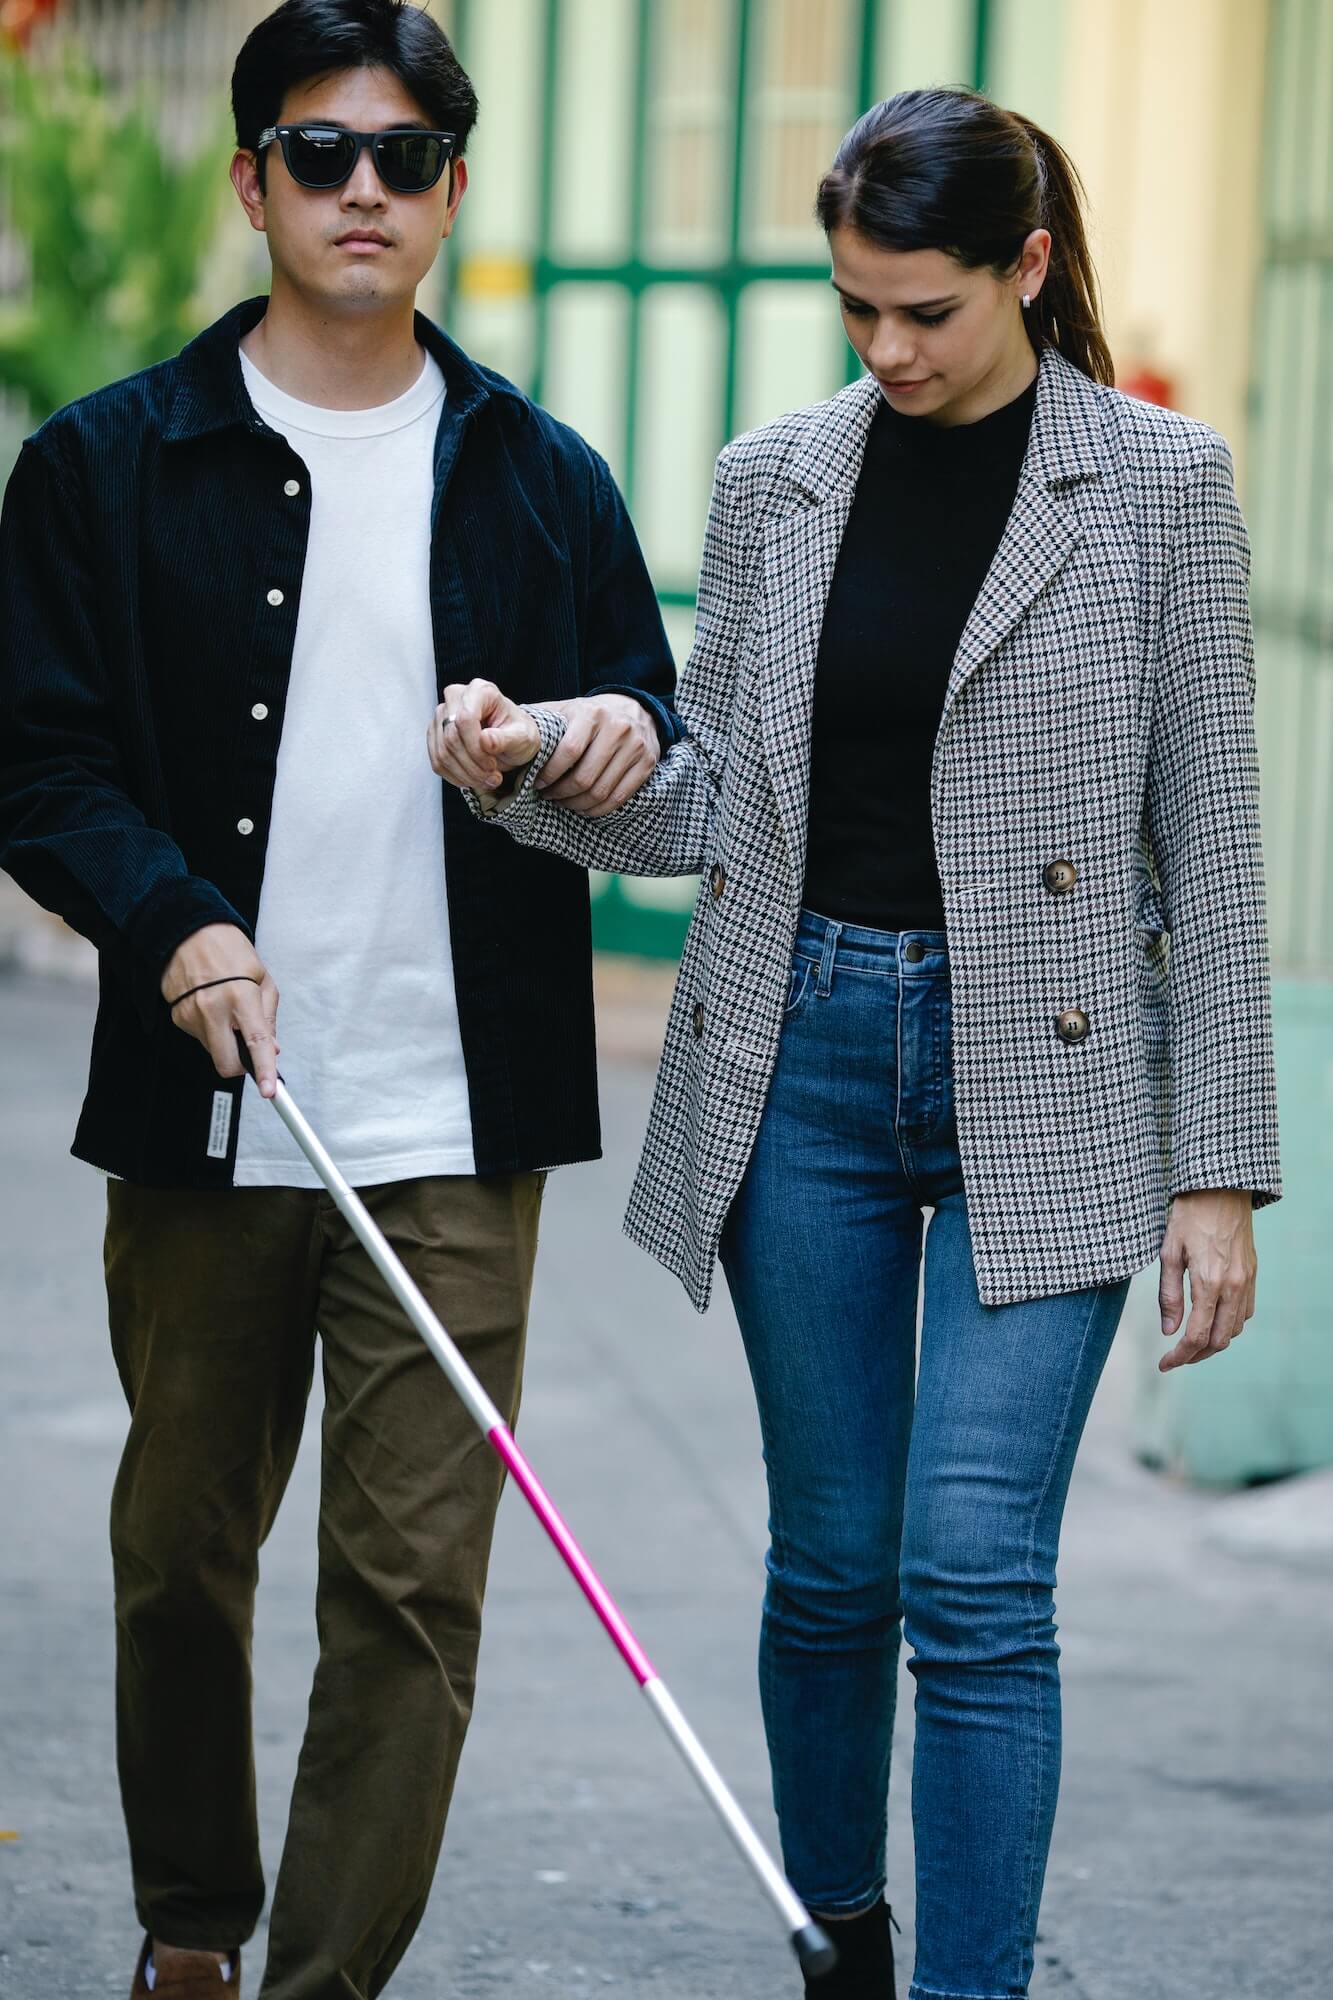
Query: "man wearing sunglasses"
0 4 680 1997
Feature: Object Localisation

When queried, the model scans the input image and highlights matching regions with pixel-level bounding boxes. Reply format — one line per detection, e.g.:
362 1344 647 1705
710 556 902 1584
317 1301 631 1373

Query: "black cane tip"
792 1923 838 1978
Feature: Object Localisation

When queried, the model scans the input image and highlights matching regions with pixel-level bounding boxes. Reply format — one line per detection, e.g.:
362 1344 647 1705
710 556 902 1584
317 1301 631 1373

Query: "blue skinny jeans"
720 909 1130 2000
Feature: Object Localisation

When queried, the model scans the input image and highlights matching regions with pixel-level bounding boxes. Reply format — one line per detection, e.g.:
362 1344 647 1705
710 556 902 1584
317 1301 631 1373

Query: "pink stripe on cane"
488 1425 657 1686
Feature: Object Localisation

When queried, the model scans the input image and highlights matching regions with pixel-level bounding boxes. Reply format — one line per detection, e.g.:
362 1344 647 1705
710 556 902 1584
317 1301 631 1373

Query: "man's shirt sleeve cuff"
586 684 685 753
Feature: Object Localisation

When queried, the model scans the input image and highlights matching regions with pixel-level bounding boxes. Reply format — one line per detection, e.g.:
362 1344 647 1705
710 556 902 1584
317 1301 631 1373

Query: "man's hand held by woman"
160 923 280 1099
428 678 660 816
1158 1188 1258 1372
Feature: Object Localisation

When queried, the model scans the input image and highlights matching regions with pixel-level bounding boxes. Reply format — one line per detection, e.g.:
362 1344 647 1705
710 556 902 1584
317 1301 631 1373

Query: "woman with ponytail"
434 87 1281 2000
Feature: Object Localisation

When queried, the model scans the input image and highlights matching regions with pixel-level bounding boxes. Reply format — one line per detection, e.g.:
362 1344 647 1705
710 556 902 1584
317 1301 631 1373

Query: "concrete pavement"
1 964 1330 1999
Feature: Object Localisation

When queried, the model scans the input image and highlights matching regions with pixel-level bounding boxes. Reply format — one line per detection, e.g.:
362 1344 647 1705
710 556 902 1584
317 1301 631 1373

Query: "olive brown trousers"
104 1171 544 2000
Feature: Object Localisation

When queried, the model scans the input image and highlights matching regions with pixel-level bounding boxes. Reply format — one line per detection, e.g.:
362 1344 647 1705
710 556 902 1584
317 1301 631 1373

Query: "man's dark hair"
233 0 479 184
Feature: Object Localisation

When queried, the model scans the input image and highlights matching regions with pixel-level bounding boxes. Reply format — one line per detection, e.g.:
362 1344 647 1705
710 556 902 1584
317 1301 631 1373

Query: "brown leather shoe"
130 1935 241 1998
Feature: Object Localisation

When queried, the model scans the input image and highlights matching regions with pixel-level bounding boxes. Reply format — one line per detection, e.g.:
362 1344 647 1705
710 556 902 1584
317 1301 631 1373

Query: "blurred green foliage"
0 45 231 422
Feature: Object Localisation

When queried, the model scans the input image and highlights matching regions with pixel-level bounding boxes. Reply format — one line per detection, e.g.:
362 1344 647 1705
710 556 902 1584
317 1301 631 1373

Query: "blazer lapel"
944 348 1105 716
753 351 1107 877
943 472 1083 711
759 375 879 883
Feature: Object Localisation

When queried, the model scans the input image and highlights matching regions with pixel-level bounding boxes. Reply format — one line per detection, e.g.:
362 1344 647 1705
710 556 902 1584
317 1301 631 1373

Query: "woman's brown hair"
816 88 1114 386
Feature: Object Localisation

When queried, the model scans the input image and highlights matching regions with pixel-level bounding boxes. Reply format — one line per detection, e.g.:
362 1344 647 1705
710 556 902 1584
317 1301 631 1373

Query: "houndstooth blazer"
478 345 1282 1311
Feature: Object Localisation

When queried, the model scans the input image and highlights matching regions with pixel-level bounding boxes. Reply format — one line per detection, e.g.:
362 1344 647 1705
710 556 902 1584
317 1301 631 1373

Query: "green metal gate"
447 0 1008 955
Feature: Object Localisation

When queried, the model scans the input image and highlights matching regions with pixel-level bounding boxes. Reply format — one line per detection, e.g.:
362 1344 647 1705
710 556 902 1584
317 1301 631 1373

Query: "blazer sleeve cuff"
1168 1164 1283 1210
466 704 569 828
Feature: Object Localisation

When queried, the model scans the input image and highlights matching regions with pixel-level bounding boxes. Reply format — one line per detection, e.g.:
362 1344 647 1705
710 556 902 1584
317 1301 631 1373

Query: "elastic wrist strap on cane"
167 974 261 1012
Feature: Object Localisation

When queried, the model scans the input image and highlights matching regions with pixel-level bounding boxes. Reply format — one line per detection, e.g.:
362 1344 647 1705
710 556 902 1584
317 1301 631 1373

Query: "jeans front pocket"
785 955 817 1019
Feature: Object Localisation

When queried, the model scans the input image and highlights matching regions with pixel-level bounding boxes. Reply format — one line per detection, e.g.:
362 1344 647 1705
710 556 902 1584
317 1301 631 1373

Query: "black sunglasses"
258 124 457 194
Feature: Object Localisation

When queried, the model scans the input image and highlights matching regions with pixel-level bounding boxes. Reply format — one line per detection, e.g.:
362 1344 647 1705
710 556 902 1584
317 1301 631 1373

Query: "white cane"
239 1052 836 1982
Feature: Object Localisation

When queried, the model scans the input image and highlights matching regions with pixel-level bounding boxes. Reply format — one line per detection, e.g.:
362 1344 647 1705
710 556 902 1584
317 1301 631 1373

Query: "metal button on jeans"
266 588 285 607
904 941 926 963
1044 858 1078 895
692 1002 705 1040
1055 1007 1090 1043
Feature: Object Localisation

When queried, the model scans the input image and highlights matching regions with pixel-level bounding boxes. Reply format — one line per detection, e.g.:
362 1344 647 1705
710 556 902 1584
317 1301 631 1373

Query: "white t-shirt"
232 347 476 1187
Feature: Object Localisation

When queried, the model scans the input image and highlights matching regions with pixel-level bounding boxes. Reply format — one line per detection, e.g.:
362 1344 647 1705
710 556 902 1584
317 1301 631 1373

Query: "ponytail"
816 89 1115 387
1008 113 1113 386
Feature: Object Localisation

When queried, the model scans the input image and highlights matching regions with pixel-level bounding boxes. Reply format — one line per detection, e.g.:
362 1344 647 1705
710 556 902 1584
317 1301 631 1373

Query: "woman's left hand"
535 694 661 816
1157 1189 1258 1372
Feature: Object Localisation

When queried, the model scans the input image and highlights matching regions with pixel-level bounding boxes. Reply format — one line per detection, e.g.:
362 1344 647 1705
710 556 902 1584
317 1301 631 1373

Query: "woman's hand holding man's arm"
428 679 660 817
427 447 742 879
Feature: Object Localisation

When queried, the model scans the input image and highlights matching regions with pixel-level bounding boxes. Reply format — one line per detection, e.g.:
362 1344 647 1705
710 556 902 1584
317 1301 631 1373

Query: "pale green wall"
985 0 1067 131
875 0 975 96
1248 0 1333 976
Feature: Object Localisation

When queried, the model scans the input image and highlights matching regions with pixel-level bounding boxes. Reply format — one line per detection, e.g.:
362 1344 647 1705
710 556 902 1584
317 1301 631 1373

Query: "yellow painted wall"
1060 0 1270 474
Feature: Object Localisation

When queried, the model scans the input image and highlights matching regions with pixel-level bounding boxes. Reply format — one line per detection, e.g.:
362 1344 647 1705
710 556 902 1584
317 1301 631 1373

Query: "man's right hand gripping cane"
161 924 281 1098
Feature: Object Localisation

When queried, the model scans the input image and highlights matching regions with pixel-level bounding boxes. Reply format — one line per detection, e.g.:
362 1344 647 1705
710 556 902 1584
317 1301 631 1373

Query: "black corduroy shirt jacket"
0 297 681 1187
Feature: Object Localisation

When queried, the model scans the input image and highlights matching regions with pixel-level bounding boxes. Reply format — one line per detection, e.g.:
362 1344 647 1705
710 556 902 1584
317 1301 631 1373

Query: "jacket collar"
756 345 1106 883
162 295 525 443
783 342 1106 508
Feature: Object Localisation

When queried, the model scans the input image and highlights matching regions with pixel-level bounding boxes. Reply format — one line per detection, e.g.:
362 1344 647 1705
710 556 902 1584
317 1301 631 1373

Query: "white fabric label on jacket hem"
207 1091 234 1160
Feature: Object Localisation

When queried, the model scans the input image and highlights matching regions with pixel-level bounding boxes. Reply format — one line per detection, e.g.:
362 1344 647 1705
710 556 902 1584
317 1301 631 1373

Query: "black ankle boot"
802 1899 898 1998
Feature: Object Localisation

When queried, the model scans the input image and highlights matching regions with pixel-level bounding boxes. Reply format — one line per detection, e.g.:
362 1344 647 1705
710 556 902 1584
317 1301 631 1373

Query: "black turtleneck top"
802 375 1038 931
